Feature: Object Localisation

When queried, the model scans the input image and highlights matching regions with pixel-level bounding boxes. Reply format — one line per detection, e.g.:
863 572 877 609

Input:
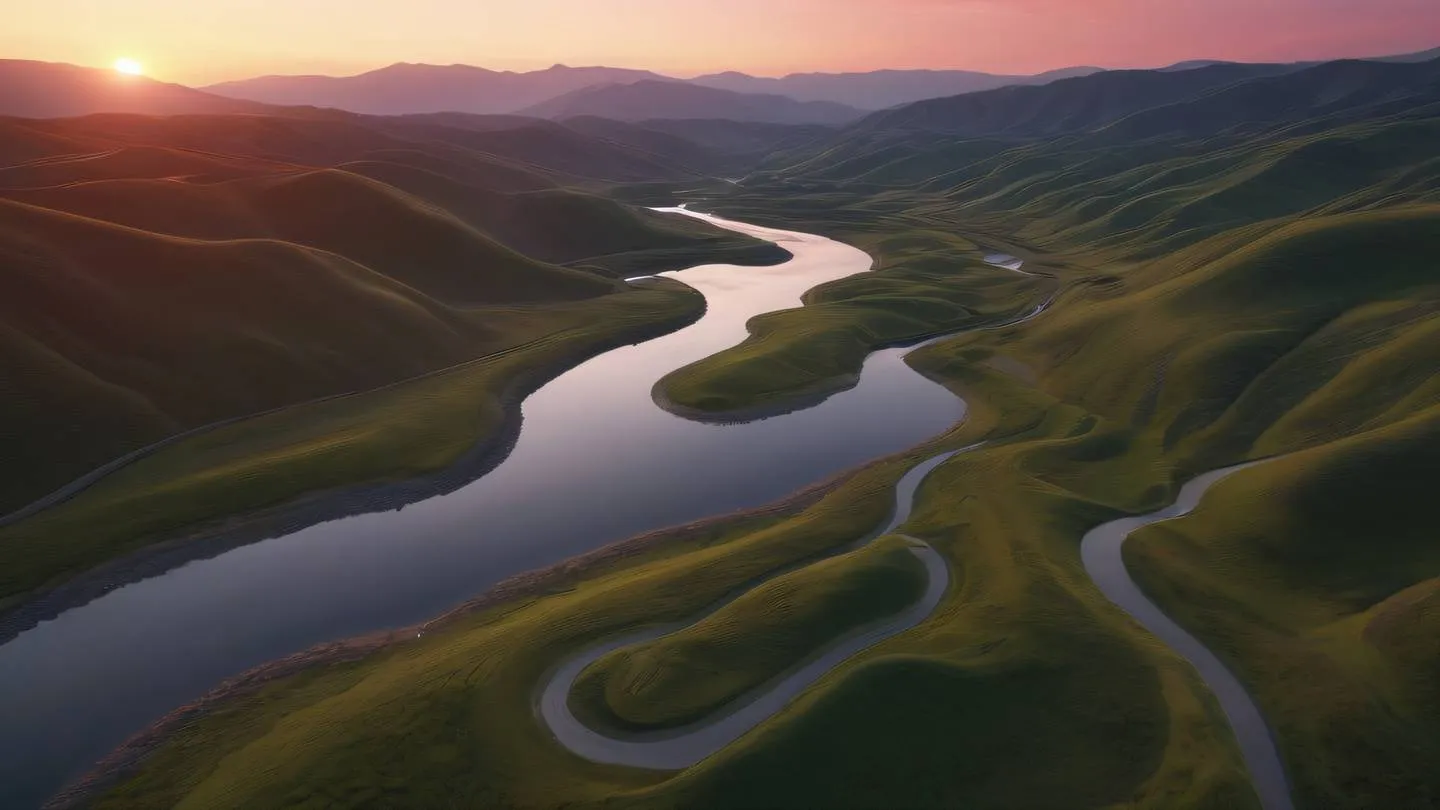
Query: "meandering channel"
538 447 968 769
1081 461 1294 810
0 210 1039 808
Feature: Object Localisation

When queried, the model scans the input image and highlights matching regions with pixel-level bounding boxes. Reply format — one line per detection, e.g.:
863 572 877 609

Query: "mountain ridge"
518 79 865 125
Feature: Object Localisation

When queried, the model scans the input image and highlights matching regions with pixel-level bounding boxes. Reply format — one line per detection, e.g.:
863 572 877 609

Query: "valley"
0 39 1437 810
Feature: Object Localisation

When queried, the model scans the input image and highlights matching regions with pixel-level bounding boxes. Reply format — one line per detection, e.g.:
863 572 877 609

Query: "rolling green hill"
571 535 928 732
0 197 487 513
12 49 1440 810
0 109 778 544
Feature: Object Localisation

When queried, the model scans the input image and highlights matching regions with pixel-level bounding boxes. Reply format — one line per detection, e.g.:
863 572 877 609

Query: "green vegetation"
86 365 1263 809
23 53 1440 809
0 281 701 608
570 534 928 731
0 109 779 532
1125 409 1440 809
657 228 1046 415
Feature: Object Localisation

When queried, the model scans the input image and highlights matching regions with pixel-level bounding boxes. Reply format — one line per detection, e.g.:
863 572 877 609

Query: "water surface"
0 211 970 808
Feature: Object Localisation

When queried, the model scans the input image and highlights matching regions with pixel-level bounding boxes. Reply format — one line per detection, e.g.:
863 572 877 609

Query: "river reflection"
0 210 966 808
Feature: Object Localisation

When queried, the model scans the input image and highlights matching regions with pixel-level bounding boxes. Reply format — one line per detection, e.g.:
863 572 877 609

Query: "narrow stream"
0 210 997 808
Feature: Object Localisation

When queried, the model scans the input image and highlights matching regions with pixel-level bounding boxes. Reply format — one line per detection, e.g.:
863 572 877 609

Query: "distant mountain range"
853 56 1440 140
854 62 1302 137
518 80 864 125
1 44 1436 124
0 59 271 118
203 63 1106 115
688 66 1103 109
202 63 667 115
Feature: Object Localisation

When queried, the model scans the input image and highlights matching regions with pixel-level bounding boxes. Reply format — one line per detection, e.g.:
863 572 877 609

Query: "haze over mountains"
519 80 863 125
200 62 1108 116
195 45 1440 118
689 66 1104 108
202 63 667 115
0 59 273 119
3 43 1437 125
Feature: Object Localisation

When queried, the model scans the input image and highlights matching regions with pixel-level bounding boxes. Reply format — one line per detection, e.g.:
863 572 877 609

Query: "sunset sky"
6 0 1439 85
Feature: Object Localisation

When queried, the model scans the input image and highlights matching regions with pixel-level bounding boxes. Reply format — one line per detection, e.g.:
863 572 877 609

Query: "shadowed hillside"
0 107 782 517
10 43 1440 810
0 197 489 508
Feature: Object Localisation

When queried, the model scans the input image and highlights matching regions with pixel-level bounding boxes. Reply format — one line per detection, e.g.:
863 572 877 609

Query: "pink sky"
5 0 1439 85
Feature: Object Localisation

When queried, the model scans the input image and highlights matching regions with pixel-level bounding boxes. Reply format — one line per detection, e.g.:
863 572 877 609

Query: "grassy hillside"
3 169 618 302
0 197 481 513
1125 409 1440 809
657 228 1042 415
0 110 784 518
24 53 1440 810
571 535 927 731
86 369 1261 810
0 281 703 609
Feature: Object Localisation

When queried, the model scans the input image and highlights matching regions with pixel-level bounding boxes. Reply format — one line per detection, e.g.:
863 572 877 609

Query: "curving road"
1081 461 1294 810
533 243 1053 771
537 446 971 769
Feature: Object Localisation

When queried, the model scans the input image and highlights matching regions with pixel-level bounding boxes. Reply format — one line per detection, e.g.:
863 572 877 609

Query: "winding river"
0 208 1291 810
0 210 992 808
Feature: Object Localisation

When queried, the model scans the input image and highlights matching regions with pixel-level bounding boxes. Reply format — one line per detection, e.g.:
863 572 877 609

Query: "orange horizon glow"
6 0 1439 86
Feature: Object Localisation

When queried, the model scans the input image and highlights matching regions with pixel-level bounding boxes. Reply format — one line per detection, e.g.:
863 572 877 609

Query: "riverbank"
46 430 976 809
650 229 1057 423
0 281 706 638
0 210 980 809
69 351 1269 809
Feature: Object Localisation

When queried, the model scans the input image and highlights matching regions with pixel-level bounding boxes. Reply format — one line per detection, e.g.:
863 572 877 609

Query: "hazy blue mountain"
854 62 1301 136
1377 45 1440 63
519 80 865 125
202 63 671 115
0 59 272 118
689 66 1103 109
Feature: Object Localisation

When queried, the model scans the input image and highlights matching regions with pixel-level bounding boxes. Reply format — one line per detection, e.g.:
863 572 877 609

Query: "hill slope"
0 109 780 515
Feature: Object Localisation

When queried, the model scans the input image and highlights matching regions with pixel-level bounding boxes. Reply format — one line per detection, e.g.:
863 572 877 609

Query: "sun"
113 57 143 76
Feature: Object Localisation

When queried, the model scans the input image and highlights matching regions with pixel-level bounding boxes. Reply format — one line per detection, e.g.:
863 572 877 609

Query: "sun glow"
113 57 143 76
